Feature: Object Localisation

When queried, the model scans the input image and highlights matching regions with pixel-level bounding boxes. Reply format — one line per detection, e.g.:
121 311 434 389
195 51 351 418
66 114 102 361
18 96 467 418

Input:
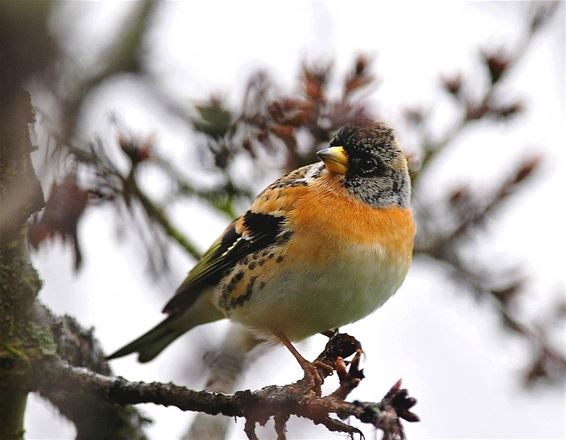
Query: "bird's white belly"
226 242 409 340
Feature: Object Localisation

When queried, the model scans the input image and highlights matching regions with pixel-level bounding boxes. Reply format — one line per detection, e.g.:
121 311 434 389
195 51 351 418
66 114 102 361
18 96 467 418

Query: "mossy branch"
29 333 418 440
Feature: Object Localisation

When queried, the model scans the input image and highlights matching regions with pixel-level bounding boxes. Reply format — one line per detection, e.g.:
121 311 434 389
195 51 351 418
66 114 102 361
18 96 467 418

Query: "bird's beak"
317 146 348 175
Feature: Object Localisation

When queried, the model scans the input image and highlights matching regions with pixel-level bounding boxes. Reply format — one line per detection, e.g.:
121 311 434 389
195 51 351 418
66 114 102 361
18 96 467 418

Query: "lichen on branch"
30 332 418 440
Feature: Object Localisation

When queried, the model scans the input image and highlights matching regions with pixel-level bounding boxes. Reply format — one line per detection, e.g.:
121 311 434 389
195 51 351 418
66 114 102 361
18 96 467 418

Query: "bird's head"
317 123 411 208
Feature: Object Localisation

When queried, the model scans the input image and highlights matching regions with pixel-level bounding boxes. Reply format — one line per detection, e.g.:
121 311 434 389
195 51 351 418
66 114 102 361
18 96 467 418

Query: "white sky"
26 1 565 439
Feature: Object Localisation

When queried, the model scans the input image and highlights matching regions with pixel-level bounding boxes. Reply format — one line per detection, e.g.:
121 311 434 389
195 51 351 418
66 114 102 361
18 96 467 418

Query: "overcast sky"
26 2 564 439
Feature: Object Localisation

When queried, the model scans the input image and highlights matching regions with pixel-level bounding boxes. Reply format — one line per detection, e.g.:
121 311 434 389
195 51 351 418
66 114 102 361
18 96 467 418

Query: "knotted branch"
30 333 418 439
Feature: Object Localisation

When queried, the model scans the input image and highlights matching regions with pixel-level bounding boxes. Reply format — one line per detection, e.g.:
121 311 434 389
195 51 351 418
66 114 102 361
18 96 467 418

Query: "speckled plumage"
107 122 415 362
332 124 411 208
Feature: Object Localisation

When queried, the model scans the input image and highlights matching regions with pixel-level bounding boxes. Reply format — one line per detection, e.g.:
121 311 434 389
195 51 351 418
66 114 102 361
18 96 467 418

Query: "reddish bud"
28 173 88 269
344 55 375 95
302 64 329 100
448 185 471 207
482 50 511 84
492 282 522 305
242 138 253 152
118 134 153 164
441 73 463 96
466 102 490 120
270 124 294 141
514 155 541 183
492 101 525 120
345 76 374 95
305 78 322 100
355 55 369 75
283 110 307 127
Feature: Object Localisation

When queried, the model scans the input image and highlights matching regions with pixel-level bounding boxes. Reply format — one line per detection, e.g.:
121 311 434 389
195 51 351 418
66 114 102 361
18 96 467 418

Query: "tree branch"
30 333 418 440
185 326 260 439
0 82 45 440
0 20 148 434
125 168 202 260
38 308 150 440
412 2 558 188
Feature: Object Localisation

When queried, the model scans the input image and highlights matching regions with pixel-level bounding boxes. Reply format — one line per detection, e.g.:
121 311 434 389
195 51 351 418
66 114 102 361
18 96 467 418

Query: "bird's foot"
298 360 324 396
301 360 336 395
275 332 335 396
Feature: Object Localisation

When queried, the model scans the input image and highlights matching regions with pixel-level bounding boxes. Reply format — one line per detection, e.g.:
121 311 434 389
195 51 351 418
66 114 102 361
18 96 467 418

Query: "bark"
184 326 260 440
28 333 418 440
41 310 150 440
0 87 149 439
0 5 149 437
0 81 46 439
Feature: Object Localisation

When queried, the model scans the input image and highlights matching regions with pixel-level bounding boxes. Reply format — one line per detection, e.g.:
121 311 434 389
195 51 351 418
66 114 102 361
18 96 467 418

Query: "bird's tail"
106 294 223 362
106 315 182 362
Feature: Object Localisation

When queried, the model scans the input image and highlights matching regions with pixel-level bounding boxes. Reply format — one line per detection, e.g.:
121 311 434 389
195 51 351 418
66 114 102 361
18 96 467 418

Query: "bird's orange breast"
287 177 415 265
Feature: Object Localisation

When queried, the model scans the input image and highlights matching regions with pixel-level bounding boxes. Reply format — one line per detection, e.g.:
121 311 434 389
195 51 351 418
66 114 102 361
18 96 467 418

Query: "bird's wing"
163 212 286 314
163 163 322 315
162 165 321 315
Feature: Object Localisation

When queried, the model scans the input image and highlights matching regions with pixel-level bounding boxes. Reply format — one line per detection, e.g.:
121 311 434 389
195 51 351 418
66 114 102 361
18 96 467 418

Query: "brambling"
108 122 414 377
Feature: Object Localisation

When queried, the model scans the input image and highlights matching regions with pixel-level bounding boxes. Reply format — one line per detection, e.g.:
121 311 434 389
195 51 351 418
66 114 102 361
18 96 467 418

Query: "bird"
107 122 415 381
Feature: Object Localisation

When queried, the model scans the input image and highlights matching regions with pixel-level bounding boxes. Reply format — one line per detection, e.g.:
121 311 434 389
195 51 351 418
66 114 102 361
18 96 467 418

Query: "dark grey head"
317 123 411 208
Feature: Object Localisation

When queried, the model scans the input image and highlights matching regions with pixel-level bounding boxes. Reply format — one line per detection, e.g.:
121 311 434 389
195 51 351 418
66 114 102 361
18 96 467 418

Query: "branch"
412 2 558 188
0 81 46 440
125 168 202 259
62 138 203 263
407 3 565 386
31 333 418 440
38 307 150 439
421 252 566 386
58 0 159 140
185 326 260 439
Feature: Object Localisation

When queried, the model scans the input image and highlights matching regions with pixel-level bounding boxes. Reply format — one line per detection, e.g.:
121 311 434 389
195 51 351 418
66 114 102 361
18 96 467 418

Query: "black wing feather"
163 212 290 314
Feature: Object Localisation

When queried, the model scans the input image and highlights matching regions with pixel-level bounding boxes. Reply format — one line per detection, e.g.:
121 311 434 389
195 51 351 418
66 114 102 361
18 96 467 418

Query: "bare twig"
125 168 202 260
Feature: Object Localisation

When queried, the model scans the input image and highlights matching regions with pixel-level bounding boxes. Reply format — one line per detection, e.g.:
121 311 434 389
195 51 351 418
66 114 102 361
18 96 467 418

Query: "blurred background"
2 1 564 438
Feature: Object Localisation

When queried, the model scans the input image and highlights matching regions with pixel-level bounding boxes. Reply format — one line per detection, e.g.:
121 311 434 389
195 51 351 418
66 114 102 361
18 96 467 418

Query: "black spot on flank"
231 276 258 308
249 262 257 270
234 271 244 282
258 259 265 266
276 255 284 263
268 253 274 259
259 281 266 289
242 257 249 265
246 276 257 294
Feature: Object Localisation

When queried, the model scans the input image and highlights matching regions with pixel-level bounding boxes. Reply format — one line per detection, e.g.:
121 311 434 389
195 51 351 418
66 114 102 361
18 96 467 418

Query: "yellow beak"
316 146 348 175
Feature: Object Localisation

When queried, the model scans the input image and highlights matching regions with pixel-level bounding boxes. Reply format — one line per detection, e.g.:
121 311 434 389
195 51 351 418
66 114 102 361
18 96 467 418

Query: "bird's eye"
359 158 378 172
351 156 384 177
